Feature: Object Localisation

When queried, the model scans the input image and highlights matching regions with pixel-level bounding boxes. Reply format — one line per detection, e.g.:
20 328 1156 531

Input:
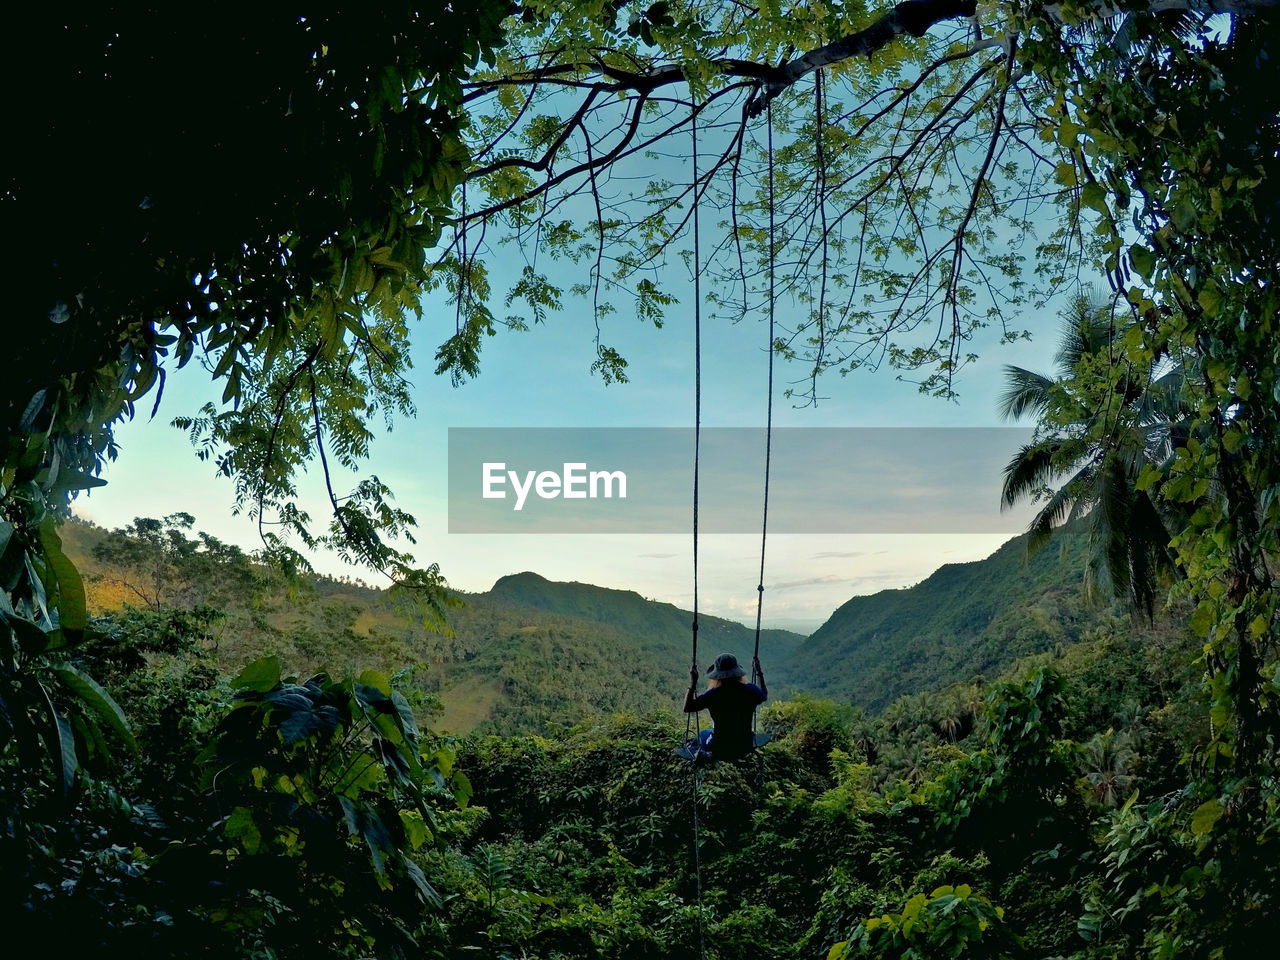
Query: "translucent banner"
447 427 1034 534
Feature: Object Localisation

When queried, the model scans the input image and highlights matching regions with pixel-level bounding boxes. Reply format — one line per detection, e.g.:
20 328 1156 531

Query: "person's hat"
707 653 745 680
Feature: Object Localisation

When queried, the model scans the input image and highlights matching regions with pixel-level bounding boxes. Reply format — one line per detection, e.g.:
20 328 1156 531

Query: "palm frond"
1026 478 1082 554
1096 452 1134 604
997 366 1055 422
1002 441 1057 508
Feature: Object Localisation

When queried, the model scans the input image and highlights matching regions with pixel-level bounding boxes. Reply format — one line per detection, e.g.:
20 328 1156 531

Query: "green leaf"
48 470 107 496
38 683 77 794
49 663 137 753
451 770 473 809
400 808 430 849
225 806 263 854
390 689 418 741
38 518 87 632
0 523 20 592
1197 284 1222 318
1080 181 1109 216
1190 602 1215 638
19 389 47 432
356 669 393 696
1128 244 1155 278
1190 798 1223 836
279 708 322 745
233 656 282 693
1173 199 1197 232
7 613 51 655
1135 464 1163 492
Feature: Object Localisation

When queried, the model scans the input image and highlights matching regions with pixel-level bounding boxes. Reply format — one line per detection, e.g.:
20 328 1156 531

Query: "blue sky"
77 241 1060 634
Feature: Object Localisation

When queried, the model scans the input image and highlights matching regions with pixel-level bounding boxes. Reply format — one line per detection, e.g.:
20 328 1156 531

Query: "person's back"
683 653 767 761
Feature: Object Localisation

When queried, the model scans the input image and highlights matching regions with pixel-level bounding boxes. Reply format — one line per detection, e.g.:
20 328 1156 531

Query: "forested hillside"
779 526 1114 710
66 517 1126 730
9 514 1220 958
61 518 808 735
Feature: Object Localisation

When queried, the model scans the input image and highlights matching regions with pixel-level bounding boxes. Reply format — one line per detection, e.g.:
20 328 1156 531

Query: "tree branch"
750 0 980 115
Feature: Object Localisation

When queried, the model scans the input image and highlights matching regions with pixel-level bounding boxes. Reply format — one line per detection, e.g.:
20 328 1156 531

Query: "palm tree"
999 292 1196 615
1081 729 1137 808
934 691 972 742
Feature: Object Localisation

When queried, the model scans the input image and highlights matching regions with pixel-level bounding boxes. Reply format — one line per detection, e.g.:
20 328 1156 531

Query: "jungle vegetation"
63 516 1117 733
4 3 1280 958
3 511 1216 957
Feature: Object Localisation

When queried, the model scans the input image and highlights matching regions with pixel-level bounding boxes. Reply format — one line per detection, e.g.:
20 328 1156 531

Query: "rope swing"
684 97 777 758
687 96 708 960
682 86 778 960
752 99 776 699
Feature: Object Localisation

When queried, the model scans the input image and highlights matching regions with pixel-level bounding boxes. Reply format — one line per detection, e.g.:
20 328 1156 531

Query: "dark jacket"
686 680 767 760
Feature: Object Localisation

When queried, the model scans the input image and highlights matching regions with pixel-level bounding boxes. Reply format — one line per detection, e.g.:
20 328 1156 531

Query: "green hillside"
63 517 1120 728
774 525 1112 711
488 570 806 666
60 519 806 736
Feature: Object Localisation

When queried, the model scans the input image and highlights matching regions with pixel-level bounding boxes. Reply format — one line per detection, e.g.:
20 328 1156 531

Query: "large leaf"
403 857 442 907
38 682 77 794
233 656 282 693
225 806 263 854
47 469 107 498
356 668 393 697
389 689 419 741
38 517 87 632
279 708 324 746
49 663 137 753
0 521 23 592
1190 798 1223 837
451 770 473 809
7 612 53 656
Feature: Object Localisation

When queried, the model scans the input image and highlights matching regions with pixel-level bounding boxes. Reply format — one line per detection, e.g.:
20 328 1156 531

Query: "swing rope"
752 100 776 674
750 102 776 772
687 99 707 960
684 91 776 955
687 97 703 746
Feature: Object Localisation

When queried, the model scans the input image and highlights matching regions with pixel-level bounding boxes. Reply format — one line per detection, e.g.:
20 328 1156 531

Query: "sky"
74 254 1057 634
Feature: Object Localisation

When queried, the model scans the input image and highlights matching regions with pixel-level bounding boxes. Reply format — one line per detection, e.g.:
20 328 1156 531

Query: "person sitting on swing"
683 653 767 762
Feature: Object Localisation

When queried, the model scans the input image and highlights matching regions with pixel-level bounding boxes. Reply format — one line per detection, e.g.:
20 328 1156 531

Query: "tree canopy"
8 3 1277 581
6 5 508 582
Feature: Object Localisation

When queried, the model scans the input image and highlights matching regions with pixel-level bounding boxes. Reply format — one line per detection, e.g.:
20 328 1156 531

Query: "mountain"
428 573 805 733
63 516 1115 729
60 519 805 736
488 571 806 666
773 525 1112 711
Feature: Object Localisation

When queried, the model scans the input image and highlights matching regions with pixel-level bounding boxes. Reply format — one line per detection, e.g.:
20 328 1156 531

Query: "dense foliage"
2 541 1218 957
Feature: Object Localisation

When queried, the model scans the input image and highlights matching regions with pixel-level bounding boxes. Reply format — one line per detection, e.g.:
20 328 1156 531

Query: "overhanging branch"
750 0 979 115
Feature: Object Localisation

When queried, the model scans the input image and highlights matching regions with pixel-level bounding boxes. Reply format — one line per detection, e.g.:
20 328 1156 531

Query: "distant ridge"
773 524 1108 711
488 571 806 666
63 517 1112 731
